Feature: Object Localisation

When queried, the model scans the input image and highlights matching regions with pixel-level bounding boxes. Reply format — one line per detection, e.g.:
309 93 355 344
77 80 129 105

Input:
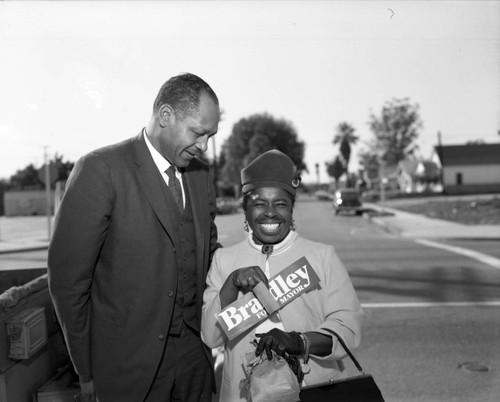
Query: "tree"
332 122 359 175
466 139 485 145
0 178 10 215
358 147 380 182
53 153 75 183
325 156 345 189
8 154 75 190
367 98 422 166
0 178 10 190
9 164 42 190
219 113 306 193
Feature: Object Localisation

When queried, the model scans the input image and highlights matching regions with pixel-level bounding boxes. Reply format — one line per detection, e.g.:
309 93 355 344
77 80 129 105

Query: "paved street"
216 196 500 402
1 195 500 401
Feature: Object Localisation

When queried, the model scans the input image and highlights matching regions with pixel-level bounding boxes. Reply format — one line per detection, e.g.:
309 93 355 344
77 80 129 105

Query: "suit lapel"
132 133 179 245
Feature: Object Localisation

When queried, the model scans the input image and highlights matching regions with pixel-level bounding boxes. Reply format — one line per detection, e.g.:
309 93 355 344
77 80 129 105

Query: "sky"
1 0 499 184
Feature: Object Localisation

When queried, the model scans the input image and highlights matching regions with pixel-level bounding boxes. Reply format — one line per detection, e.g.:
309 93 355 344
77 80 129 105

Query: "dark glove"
255 329 304 360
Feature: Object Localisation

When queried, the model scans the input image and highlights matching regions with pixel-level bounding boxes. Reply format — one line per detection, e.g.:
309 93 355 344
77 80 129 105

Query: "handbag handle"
321 328 365 374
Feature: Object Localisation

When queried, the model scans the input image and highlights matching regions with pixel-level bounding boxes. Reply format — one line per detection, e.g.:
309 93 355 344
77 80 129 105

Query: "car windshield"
338 191 359 200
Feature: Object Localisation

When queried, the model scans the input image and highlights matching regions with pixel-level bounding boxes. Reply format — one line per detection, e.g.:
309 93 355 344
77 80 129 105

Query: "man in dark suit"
48 73 221 401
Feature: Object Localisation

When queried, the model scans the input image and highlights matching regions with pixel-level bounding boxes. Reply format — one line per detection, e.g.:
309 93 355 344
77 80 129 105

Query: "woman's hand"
231 266 268 293
255 328 304 360
256 330 334 360
219 266 268 308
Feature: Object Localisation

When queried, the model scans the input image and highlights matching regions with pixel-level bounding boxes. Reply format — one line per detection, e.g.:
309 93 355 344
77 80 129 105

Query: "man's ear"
158 104 175 127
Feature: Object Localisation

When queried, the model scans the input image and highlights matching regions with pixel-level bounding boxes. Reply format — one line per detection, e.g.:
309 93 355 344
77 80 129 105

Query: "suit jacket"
48 132 220 401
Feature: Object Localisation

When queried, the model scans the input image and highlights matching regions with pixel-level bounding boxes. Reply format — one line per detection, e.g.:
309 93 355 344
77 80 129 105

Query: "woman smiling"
202 150 363 401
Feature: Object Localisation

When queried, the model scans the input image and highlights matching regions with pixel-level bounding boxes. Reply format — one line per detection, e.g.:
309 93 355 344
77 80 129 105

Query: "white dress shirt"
143 129 185 207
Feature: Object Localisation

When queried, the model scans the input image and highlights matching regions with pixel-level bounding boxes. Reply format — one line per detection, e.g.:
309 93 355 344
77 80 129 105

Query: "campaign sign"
216 257 320 340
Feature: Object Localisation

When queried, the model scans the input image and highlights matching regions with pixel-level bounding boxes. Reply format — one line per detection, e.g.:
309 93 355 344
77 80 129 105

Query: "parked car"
333 188 363 215
314 190 334 201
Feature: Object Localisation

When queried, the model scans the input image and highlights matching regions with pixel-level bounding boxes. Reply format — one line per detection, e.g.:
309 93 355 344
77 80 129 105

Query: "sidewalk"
0 216 51 254
364 202 500 240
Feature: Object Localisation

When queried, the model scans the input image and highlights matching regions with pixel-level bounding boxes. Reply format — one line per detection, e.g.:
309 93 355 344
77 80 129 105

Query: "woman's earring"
291 219 296 231
244 220 249 232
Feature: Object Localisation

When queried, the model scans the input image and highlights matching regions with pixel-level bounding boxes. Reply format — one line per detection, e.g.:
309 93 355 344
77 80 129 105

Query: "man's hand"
76 379 98 402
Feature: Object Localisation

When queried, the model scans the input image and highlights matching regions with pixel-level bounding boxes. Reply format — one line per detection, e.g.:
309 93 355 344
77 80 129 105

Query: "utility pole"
437 130 445 194
315 163 320 191
379 165 386 214
43 146 52 240
376 152 386 214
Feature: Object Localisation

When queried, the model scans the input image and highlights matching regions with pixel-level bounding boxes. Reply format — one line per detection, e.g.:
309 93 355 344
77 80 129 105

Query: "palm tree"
332 122 359 175
326 156 345 190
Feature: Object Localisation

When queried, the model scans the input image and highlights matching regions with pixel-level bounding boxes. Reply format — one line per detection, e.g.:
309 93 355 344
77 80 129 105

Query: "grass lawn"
387 195 500 225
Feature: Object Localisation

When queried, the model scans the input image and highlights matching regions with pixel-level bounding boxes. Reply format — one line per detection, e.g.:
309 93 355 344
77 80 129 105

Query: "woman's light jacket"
202 231 363 401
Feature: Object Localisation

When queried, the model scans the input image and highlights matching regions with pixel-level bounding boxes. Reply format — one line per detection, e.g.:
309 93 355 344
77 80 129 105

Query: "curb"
363 213 401 236
0 245 49 255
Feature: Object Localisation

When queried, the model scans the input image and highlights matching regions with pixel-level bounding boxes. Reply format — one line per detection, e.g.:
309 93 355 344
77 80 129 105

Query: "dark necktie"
166 166 183 210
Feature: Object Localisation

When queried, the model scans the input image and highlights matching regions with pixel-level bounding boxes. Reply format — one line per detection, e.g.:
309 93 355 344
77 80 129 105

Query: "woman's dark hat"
241 150 301 195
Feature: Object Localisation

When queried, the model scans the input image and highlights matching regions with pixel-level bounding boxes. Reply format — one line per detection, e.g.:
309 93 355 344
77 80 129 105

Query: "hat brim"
242 179 296 195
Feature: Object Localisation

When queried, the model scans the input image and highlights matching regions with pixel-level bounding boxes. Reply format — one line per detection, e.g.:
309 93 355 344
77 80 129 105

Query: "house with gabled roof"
397 158 441 193
433 143 500 194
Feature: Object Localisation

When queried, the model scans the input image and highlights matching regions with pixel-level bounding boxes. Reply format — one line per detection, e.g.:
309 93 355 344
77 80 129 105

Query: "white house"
433 143 500 194
397 158 441 193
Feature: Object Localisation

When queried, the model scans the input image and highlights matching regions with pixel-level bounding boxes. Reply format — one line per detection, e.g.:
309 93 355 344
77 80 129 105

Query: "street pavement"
1 199 499 255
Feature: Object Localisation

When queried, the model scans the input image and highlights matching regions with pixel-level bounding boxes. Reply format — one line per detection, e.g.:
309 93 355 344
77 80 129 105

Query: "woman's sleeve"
313 246 363 360
201 250 227 348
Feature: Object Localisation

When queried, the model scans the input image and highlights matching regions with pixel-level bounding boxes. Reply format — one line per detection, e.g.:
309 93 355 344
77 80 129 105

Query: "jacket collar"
247 230 298 256
132 132 179 244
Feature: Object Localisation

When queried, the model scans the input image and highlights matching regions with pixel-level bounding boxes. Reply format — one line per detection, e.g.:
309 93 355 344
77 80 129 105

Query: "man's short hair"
153 73 219 120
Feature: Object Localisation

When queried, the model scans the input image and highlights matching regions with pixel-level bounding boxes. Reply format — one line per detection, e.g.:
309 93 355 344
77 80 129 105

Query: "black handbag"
300 329 385 401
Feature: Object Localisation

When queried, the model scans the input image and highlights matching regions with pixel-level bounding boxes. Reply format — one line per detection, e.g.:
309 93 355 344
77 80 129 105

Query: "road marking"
415 238 500 270
362 301 500 308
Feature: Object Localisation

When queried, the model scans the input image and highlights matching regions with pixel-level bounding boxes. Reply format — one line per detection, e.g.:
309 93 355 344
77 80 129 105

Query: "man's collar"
143 129 172 173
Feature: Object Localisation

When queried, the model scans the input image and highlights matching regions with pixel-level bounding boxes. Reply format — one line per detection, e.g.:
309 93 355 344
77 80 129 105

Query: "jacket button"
158 334 165 340
168 291 174 297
